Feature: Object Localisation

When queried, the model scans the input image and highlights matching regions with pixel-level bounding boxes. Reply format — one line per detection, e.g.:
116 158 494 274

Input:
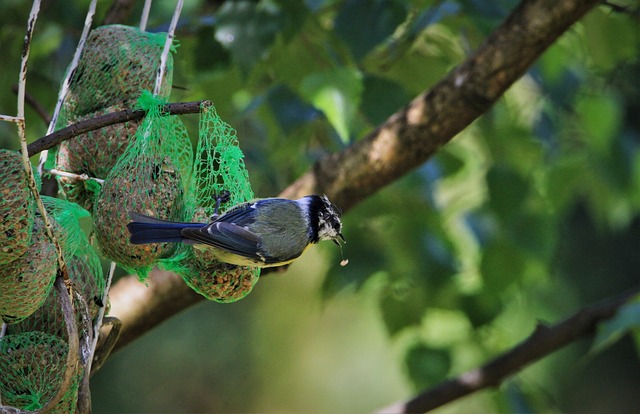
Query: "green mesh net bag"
0 214 57 324
0 149 37 264
0 331 78 413
93 91 192 279
55 105 137 212
8 256 102 340
10 197 104 341
41 196 90 255
62 25 174 116
54 24 175 211
1 199 98 413
160 103 260 303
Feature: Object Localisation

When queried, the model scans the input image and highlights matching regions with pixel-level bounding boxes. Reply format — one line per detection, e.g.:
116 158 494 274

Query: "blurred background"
0 0 638 412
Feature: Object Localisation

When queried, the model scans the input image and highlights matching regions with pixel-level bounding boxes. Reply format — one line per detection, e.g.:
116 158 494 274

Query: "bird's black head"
304 195 344 244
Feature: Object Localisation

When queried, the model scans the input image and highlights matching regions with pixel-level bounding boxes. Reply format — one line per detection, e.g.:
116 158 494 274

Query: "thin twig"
38 0 97 174
139 0 152 31
48 169 105 184
38 278 81 414
15 0 39 121
376 286 640 413
87 262 117 376
16 0 68 283
75 289 94 414
153 0 183 95
0 115 23 123
27 100 209 157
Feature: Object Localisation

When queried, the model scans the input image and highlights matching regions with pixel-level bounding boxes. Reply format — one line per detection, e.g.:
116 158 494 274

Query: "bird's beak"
335 233 348 267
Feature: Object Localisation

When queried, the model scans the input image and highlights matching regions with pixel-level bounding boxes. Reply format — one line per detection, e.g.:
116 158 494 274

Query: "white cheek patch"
317 214 340 240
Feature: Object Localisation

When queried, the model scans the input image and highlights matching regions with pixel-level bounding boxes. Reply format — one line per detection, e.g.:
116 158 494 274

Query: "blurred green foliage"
0 0 638 413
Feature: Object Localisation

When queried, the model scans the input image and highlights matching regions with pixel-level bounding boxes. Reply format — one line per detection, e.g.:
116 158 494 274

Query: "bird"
126 193 346 268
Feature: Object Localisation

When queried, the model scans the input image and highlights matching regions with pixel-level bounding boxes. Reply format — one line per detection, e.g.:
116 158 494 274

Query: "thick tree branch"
106 266 285 355
108 269 202 354
281 0 601 208
104 0 602 355
26 100 208 157
376 286 640 413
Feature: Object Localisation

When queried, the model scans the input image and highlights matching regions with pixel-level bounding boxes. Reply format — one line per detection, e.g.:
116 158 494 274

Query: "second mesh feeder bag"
160 103 260 303
93 91 192 279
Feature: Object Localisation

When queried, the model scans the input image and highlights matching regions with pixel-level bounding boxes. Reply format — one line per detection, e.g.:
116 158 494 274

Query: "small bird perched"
127 194 346 268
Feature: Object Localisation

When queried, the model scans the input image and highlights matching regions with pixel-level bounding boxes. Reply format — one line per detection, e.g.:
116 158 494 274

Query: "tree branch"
108 269 203 354
104 0 602 354
376 286 640 413
26 100 209 157
281 0 601 208
106 266 286 355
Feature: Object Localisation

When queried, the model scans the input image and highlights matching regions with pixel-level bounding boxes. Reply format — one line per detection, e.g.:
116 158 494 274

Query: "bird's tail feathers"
127 212 203 244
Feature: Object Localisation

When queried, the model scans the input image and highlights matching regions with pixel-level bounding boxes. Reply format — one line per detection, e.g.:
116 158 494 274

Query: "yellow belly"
192 244 307 268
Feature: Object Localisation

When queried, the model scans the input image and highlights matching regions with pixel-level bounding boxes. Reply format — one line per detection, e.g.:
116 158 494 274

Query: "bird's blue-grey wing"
211 198 290 226
181 221 262 259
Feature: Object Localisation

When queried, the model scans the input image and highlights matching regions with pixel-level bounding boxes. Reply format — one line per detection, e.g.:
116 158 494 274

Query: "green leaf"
215 1 284 73
504 381 536 414
266 85 319 134
380 277 430 336
194 26 230 72
404 344 451 389
434 149 466 179
486 164 530 222
480 240 527 293
590 295 640 355
360 75 409 125
576 93 621 155
299 67 363 143
334 0 407 61
582 8 638 71
29 23 63 59
507 212 556 260
543 154 593 215
461 293 502 328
